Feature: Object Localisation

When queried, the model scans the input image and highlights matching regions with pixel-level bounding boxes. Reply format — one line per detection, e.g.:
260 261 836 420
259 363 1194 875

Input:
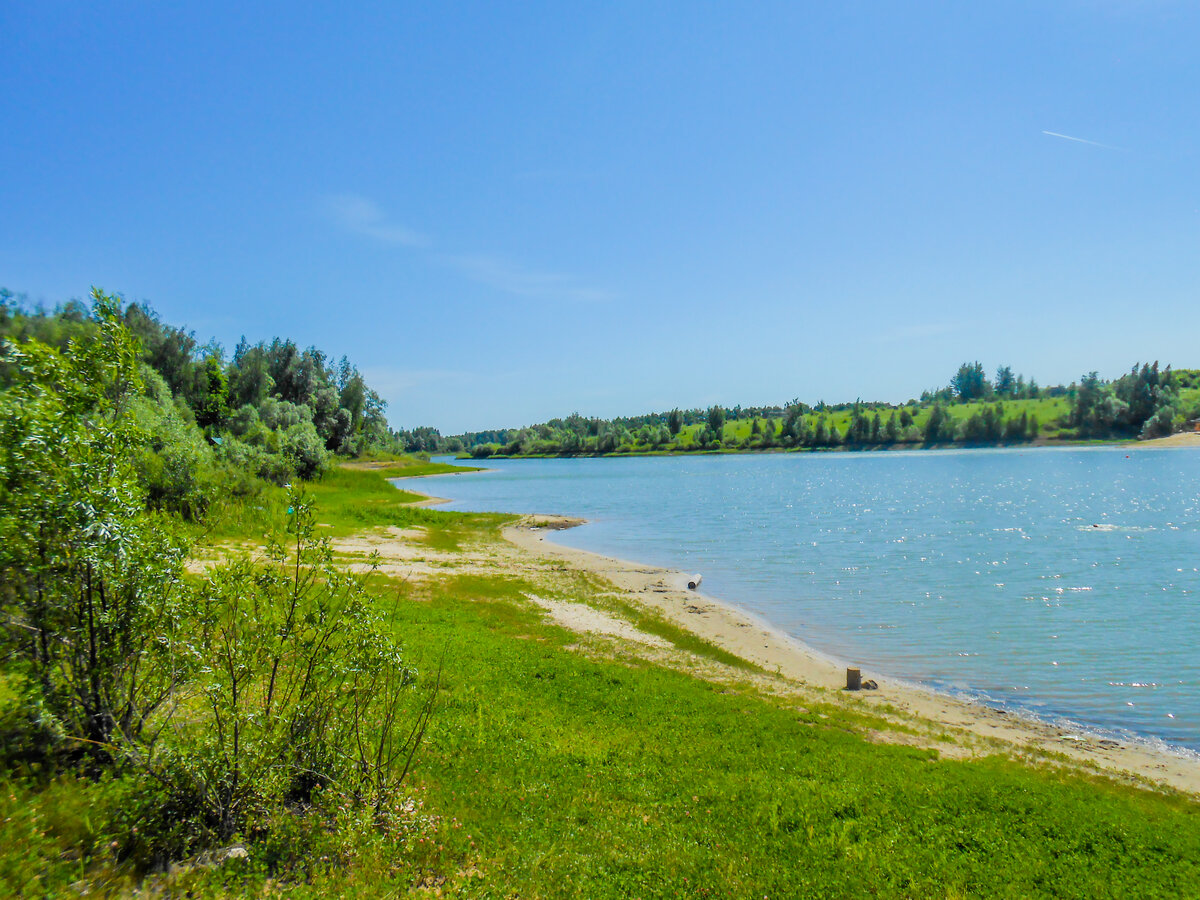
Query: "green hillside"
464 364 1200 458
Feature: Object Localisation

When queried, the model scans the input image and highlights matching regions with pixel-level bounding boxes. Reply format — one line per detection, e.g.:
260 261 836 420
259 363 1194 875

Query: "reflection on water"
402 448 1200 750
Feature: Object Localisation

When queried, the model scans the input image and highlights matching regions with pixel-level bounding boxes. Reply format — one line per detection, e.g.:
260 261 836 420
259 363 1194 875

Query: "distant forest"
457 360 1200 458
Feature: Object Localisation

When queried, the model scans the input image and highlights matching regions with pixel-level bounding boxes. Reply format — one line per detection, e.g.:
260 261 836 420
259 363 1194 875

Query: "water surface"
400 448 1200 750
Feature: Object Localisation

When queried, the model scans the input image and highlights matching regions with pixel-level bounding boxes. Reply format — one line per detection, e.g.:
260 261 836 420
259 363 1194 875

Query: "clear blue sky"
3 2 1198 433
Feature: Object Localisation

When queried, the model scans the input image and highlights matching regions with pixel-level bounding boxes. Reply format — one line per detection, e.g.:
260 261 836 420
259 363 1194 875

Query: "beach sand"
1127 432 1200 450
503 514 1200 795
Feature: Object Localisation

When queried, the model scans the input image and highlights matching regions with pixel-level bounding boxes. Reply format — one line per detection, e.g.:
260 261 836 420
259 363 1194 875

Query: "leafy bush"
147 492 432 844
0 291 196 760
217 436 294 487
281 420 328 479
133 393 219 520
1140 404 1176 439
259 397 312 431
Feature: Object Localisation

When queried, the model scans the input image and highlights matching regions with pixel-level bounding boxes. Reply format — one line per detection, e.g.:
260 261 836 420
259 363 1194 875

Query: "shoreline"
501 513 1200 794
1127 431 1200 450
457 431 1200 462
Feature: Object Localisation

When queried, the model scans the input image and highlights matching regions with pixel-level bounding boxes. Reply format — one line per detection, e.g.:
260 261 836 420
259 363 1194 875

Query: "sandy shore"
1127 431 1200 450
504 515 1200 795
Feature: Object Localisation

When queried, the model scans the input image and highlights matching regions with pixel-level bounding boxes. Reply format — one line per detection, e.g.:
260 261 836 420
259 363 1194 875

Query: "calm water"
400 448 1200 751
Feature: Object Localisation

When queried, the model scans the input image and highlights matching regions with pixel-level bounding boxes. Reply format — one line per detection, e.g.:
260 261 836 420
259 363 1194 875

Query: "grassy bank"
5 462 1200 897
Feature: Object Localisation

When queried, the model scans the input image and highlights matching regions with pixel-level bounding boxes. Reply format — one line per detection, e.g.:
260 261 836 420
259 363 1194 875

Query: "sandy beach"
501 514 1200 795
1127 431 1200 450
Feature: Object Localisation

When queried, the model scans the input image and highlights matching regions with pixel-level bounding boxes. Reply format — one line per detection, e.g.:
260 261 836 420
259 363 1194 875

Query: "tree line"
459 360 1197 457
0 288 456 518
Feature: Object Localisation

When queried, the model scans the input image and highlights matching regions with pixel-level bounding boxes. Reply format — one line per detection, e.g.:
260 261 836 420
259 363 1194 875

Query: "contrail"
1042 130 1120 150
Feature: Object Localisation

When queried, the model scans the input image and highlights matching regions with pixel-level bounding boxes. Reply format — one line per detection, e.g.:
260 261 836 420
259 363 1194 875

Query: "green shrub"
217 436 294 487
148 492 432 843
0 291 196 760
132 394 219 521
282 420 328 479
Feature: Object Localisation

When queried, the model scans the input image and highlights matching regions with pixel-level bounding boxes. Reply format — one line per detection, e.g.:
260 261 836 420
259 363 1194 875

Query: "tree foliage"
0 295 435 863
951 361 993 402
1068 363 1179 439
0 290 193 758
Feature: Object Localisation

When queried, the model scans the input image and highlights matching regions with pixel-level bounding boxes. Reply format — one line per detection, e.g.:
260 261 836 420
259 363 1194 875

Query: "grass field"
674 396 1075 449
196 456 484 541
6 461 1200 897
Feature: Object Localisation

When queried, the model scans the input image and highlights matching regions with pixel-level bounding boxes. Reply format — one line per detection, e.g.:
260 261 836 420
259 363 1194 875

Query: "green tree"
958 410 985 442
812 417 829 447
760 418 775 448
1069 372 1105 434
0 289 193 758
706 405 725 437
667 408 683 436
228 337 274 409
995 365 1017 397
195 353 230 430
1005 410 1029 441
951 362 993 402
924 403 949 442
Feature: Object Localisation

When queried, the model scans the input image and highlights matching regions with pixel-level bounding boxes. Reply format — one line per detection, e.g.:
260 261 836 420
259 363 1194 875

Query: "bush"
228 403 261 436
0 292 196 760
259 397 312 431
282 420 328 479
132 394 220 521
148 492 433 842
218 436 294 487
1140 405 1176 439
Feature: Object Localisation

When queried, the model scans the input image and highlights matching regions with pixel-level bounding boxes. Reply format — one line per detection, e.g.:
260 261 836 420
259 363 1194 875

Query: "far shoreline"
457 431 1200 461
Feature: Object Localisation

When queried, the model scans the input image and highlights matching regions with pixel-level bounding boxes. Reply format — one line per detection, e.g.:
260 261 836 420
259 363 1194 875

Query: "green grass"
9 466 1200 896
16 558 1200 897
196 456 490 543
528 397 1079 456
391 580 1200 897
304 463 506 550
349 458 484 478
689 396 1075 449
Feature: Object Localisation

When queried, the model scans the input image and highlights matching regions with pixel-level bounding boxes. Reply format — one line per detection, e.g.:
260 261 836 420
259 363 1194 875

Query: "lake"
400 448 1200 751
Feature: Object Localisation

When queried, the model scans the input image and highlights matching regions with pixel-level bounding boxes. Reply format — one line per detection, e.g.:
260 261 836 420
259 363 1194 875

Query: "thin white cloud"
325 192 612 303
1041 130 1123 151
326 194 429 247
442 253 613 303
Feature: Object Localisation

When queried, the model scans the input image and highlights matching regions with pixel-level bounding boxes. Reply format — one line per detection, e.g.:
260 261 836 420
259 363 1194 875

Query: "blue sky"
2 2 1198 433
